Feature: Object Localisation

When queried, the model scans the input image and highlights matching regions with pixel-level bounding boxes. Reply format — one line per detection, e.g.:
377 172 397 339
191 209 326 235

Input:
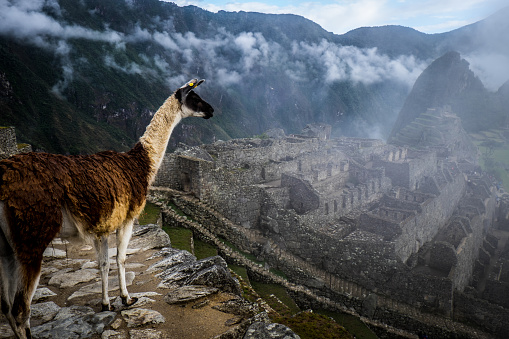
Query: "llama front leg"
116 221 137 307
93 235 112 311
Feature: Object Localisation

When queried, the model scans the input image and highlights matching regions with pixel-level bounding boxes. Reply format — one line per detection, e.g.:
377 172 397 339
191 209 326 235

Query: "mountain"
389 51 486 139
388 51 509 141
0 0 508 154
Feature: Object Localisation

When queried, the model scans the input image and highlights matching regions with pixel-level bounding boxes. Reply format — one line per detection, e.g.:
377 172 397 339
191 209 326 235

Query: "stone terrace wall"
0 127 17 157
0 126 30 159
454 291 509 337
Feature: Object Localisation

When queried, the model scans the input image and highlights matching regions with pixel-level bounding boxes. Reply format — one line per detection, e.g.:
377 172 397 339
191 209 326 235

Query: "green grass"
138 202 160 225
164 226 193 253
250 281 300 315
194 239 218 259
219 238 264 265
318 309 378 339
274 311 353 339
219 237 288 278
228 264 250 283
472 130 509 191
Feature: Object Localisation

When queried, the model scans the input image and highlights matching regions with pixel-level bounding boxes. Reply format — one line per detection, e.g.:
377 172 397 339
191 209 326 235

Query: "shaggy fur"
0 79 213 339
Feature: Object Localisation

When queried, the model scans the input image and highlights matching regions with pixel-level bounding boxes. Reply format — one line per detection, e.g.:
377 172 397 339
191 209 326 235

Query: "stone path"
0 223 299 339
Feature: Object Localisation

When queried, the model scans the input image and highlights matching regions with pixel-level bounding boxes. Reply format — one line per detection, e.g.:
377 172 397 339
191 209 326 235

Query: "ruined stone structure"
0 126 31 159
154 111 509 337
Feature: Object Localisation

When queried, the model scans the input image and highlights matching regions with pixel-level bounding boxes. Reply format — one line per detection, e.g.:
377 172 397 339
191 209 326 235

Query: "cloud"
0 0 124 46
51 40 74 98
216 68 242 84
104 55 144 75
292 39 426 86
465 53 509 91
0 0 429 95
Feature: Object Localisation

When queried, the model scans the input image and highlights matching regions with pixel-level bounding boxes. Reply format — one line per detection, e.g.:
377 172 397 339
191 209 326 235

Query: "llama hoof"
122 296 139 307
101 304 114 312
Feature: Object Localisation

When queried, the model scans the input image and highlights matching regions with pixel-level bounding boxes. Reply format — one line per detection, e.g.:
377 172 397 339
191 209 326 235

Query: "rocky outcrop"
0 223 297 339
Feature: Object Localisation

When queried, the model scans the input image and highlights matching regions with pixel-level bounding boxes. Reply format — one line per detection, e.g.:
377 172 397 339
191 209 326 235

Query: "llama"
0 78 213 339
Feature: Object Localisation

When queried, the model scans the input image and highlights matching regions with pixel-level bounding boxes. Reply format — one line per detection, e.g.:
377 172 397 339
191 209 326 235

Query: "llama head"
175 78 214 119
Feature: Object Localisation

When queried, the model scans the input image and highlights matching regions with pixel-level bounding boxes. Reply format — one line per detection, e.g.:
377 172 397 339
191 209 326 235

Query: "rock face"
0 223 296 339
243 322 301 339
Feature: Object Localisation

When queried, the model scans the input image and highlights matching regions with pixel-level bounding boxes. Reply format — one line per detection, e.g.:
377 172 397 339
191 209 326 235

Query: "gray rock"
101 330 126 339
121 308 165 328
243 322 301 339
158 255 240 295
111 296 155 310
53 306 95 321
265 128 286 139
68 272 135 300
33 287 57 302
184 257 240 295
48 268 99 288
129 329 162 339
212 298 258 317
164 285 219 304
31 302 61 323
43 247 67 258
148 248 196 273
130 224 171 250
32 306 115 339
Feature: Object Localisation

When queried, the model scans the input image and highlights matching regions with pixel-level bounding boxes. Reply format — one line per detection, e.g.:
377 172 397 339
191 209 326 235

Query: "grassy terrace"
471 129 509 191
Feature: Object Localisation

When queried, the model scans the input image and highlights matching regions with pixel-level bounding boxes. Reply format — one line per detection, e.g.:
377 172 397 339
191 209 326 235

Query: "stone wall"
281 173 319 214
375 150 436 190
454 291 509 337
0 126 32 159
0 127 17 157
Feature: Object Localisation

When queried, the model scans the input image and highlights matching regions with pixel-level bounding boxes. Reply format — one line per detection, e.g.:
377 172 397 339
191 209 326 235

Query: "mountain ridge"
0 0 507 153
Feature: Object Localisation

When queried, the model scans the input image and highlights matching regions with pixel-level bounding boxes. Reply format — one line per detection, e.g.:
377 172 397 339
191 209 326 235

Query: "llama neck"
139 94 182 183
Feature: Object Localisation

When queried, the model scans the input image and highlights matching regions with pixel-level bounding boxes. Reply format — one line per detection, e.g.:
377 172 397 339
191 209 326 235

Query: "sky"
169 0 508 34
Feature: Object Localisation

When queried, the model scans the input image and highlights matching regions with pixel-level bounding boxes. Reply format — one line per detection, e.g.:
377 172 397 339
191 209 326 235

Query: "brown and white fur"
0 79 213 338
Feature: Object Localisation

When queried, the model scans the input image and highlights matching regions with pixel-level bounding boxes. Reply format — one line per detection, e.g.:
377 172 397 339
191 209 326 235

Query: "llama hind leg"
0 256 41 339
93 236 112 311
116 221 137 306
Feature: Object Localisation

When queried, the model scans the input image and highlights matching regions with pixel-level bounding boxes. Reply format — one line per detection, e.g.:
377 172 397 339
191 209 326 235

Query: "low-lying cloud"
0 0 429 96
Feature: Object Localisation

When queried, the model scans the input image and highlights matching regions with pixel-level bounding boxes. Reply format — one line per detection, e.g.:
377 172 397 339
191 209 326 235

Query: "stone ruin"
0 126 31 159
154 110 509 337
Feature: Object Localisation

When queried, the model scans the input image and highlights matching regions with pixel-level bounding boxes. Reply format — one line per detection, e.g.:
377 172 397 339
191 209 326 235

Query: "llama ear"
176 78 204 103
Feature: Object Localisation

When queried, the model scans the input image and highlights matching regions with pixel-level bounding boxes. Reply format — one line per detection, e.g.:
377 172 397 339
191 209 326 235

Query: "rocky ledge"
0 223 300 339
